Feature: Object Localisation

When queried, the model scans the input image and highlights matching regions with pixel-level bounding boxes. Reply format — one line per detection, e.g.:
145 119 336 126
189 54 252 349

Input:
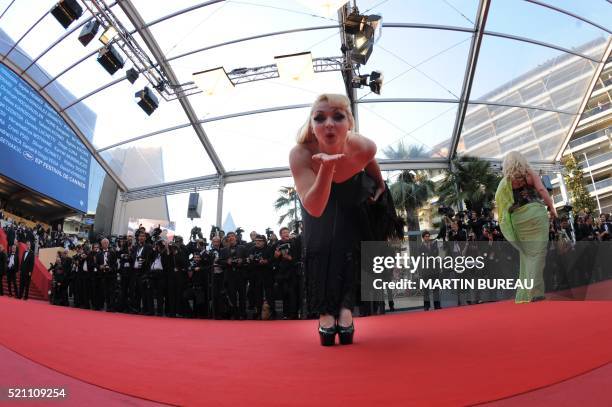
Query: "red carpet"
0 345 166 406
483 362 612 406
0 296 611 406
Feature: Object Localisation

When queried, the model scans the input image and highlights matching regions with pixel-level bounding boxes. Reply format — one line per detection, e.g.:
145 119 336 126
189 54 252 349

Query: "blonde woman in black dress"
289 94 385 346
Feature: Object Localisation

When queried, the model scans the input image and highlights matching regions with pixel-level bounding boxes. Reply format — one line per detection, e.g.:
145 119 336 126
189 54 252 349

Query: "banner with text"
0 64 90 211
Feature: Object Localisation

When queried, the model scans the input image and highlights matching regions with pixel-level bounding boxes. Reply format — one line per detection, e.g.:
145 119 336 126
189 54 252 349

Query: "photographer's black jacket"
272 239 298 274
247 245 272 271
130 243 153 273
96 249 117 273
219 244 246 272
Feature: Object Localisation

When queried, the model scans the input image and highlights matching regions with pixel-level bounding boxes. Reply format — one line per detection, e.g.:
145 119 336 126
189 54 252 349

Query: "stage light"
99 26 118 45
78 19 100 46
344 12 382 65
97 45 124 75
50 0 83 29
126 68 139 84
368 70 383 95
351 71 383 95
296 0 349 17
351 74 369 88
192 67 234 96
135 86 159 116
274 52 314 82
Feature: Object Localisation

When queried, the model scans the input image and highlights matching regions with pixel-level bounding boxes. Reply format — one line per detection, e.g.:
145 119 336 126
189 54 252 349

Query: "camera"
249 252 263 264
278 242 291 255
210 225 221 239
191 226 203 241
265 228 273 239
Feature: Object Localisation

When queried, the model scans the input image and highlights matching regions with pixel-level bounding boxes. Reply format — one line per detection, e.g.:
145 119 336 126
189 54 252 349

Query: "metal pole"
216 183 224 227
582 152 602 214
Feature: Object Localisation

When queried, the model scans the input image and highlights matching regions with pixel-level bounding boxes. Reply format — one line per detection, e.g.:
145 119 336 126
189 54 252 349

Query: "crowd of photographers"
425 207 612 307
4 206 611 314
48 225 306 320
2 219 79 254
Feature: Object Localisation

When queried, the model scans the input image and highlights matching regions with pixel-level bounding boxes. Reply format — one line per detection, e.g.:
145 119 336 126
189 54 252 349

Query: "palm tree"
437 156 500 214
389 170 435 236
384 142 435 238
382 142 429 160
274 186 301 229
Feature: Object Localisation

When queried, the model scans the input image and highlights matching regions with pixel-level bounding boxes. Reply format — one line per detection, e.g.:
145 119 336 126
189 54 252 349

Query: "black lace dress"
301 172 372 316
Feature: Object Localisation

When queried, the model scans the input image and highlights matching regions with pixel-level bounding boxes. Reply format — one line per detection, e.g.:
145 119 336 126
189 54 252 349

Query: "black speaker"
78 19 100 46
51 0 83 29
187 193 202 219
135 87 159 116
97 45 124 75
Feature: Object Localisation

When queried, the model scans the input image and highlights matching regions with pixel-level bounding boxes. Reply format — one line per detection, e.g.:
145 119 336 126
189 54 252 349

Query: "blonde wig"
502 151 531 180
296 93 355 144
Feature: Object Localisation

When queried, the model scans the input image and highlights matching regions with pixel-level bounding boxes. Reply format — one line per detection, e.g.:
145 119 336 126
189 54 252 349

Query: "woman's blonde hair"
296 93 355 144
502 151 531 180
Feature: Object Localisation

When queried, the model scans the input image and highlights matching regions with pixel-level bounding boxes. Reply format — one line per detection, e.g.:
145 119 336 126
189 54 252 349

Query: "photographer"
77 245 95 309
90 243 104 311
419 231 441 311
246 235 272 319
5 244 18 298
272 227 299 319
50 254 69 306
207 236 226 319
96 238 117 312
116 237 132 313
181 252 207 318
219 231 246 320
165 240 188 317
143 239 168 316
129 232 153 314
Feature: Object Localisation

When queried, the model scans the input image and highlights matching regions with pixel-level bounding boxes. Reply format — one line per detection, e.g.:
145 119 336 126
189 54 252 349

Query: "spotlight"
99 26 118 45
97 45 124 75
368 70 383 95
126 68 139 84
351 74 369 88
351 71 383 94
78 19 100 46
135 86 159 116
192 67 234 96
344 11 382 65
50 0 83 29
274 52 314 82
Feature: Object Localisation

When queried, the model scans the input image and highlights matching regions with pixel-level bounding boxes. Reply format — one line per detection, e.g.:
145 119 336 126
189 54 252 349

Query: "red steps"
0 228 49 301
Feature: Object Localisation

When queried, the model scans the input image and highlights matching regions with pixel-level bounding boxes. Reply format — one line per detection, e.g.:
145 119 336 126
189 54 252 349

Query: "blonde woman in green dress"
495 151 558 303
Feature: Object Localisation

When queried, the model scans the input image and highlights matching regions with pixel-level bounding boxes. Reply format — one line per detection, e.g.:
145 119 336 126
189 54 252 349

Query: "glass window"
471 35 600 114
358 0 479 29
65 79 190 149
221 176 296 235
146 1 339 61
355 28 471 101
166 189 220 238
357 101 458 159
99 126 217 190
0 0 57 48
486 0 609 61
200 107 310 172
534 0 612 35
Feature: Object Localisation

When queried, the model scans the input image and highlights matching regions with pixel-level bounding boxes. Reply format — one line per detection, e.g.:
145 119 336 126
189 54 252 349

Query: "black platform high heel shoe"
337 322 354 345
319 324 336 346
